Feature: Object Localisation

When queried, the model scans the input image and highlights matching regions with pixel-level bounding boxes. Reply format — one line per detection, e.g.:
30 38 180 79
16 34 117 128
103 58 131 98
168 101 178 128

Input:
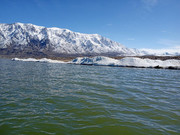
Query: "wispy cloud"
140 48 180 56
33 0 53 8
127 38 135 41
140 46 180 55
141 0 159 11
34 0 43 7
140 39 180 55
161 30 167 33
158 39 180 47
107 24 112 26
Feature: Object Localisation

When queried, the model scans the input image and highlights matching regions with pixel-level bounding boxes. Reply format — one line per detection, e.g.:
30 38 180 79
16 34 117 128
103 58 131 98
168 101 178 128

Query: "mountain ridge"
0 22 140 57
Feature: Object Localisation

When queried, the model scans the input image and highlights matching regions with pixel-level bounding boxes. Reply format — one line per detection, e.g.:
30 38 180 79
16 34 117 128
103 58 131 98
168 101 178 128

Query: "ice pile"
12 56 180 69
70 56 180 69
12 58 65 63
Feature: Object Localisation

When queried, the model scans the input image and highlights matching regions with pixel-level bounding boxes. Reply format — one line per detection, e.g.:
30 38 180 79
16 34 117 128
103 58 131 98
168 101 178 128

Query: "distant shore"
113 56 180 61
1 54 180 62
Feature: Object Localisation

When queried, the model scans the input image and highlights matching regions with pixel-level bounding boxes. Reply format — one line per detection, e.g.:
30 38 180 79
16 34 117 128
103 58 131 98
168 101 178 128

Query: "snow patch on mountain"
1 22 179 56
0 23 137 55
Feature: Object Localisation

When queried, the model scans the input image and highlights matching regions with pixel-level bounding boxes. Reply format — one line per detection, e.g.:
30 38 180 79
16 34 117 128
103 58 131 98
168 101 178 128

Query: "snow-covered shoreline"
70 56 180 69
12 58 65 63
12 56 180 69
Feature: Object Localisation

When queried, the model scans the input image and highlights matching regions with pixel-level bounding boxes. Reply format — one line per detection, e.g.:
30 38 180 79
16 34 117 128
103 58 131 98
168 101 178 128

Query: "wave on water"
12 56 180 69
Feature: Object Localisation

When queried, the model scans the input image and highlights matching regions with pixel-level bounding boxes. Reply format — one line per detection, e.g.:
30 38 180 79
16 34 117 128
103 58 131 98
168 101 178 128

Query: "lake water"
0 58 180 135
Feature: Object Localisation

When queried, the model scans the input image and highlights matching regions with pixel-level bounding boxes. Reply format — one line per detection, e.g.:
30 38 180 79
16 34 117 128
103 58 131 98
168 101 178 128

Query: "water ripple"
0 59 180 134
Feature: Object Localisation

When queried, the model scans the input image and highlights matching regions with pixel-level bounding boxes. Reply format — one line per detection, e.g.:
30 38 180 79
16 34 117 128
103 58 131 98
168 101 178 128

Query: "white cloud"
139 39 180 55
142 0 158 6
140 40 180 55
158 39 180 47
140 47 180 55
141 0 159 10
173 46 180 49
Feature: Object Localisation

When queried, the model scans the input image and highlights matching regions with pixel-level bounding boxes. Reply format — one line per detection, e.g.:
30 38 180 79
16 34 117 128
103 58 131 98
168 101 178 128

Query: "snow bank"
12 56 180 69
70 56 180 69
12 58 65 63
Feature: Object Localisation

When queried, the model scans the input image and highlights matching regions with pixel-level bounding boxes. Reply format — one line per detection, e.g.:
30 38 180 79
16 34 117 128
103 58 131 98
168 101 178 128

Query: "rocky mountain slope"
0 23 140 57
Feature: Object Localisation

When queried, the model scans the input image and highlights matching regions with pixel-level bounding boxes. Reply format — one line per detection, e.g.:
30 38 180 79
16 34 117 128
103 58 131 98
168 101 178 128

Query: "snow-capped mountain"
0 23 138 56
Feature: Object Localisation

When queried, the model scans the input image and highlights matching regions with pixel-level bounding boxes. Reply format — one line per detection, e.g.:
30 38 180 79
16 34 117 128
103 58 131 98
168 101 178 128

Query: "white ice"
70 56 180 68
12 58 65 63
12 56 180 69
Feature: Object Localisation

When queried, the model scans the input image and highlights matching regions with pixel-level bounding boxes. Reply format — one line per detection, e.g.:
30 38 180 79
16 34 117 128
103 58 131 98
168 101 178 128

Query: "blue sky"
0 0 179 49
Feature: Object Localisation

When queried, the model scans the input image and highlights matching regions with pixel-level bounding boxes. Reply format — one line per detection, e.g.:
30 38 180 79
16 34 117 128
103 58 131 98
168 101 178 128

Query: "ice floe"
70 56 180 69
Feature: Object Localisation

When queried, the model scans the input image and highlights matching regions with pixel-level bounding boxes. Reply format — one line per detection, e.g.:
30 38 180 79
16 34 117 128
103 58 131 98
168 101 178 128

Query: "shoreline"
7 55 180 70
1 55 180 62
